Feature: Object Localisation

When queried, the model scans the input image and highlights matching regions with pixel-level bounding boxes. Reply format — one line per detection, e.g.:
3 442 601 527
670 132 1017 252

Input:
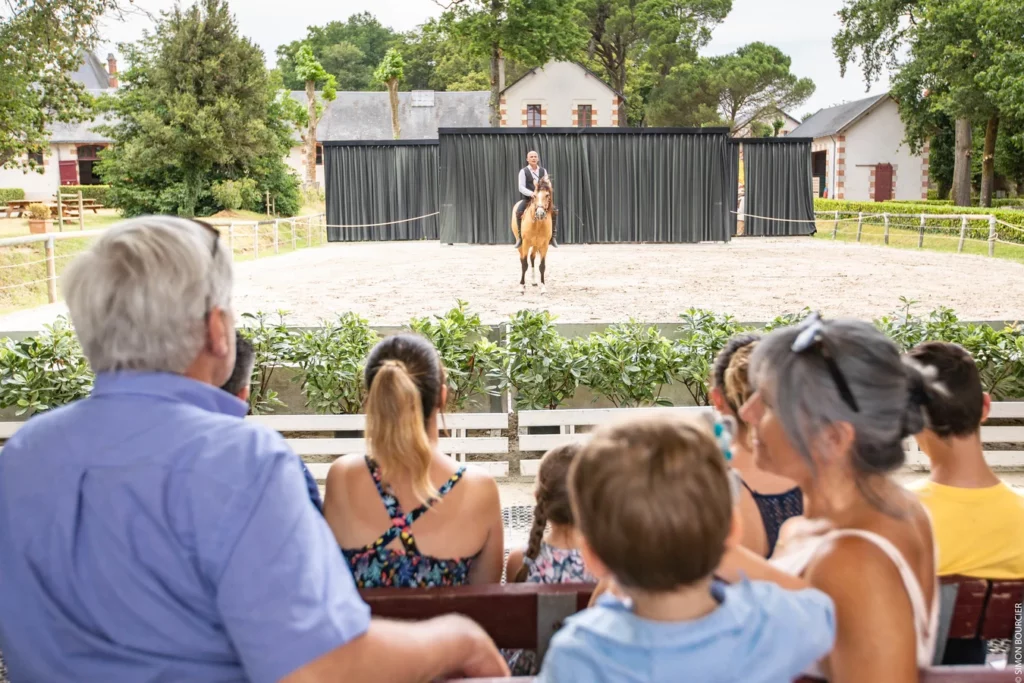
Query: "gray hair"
750 318 934 480
62 216 233 374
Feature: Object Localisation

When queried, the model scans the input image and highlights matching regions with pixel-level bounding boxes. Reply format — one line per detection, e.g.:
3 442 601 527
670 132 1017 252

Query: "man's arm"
518 168 532 197
282 615 509 682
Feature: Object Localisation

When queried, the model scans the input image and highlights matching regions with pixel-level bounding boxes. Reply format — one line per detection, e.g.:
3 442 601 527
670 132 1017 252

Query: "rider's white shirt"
518 165 543 197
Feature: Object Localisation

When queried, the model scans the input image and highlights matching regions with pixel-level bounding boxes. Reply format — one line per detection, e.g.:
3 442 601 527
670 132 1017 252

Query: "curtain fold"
438 129 734 244
742 140 815 237
324 143 439 242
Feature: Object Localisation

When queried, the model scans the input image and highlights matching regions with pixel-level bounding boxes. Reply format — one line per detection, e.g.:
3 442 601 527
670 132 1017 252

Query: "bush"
0 188 25 203
211 179 259 212
408 300 504 411
671 309 747 405
291 313 379 414
814 198 1024 244
581 321 676 407
26 203 50 220
504 309 587 410
239 311 296 415
0 319 93 416
60 185 110 206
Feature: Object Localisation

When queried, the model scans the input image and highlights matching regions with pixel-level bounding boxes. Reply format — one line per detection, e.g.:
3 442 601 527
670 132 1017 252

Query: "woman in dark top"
710 335 804 557
323 334 504 587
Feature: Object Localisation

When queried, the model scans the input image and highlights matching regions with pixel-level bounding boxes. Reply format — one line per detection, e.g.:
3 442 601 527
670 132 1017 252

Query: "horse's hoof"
532 282 538 287
540 286 547 295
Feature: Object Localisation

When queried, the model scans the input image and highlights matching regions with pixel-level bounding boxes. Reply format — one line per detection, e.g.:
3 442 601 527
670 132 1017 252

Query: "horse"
510 177 553 295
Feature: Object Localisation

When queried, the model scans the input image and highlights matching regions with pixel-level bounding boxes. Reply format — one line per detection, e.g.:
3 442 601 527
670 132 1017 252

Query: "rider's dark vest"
521 165 548 200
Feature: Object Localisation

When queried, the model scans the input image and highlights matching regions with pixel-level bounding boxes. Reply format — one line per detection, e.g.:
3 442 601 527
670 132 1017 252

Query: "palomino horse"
510 177 553 295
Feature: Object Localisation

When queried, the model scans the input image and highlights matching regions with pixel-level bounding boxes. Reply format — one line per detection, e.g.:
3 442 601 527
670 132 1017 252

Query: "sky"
97 0 893 118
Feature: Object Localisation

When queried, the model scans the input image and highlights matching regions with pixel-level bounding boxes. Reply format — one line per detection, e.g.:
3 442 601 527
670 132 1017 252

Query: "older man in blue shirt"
0 216 506 682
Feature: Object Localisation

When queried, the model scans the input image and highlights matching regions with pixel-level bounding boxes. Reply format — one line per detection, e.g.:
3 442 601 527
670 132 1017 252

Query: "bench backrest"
360 583 594 661
939 575 1024 641
455 670 1015 683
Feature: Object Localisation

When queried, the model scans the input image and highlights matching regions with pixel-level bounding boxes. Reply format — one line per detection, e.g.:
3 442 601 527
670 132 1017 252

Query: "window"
315 144 323 166
76 145 105 160
27 150 44 166
577 105 593 128
526 104 542 128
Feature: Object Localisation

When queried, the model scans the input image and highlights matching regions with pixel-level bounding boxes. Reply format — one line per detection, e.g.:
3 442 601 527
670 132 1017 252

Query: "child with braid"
504 443 595 674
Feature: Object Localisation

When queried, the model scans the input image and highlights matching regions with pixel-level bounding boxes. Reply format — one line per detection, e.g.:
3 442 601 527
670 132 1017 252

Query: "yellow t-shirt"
909 478 1024 579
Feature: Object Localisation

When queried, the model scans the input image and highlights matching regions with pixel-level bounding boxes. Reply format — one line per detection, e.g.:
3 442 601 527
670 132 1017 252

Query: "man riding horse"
514 150 559 249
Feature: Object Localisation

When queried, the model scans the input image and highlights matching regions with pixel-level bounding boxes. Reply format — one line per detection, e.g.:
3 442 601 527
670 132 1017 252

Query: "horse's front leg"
519 254 528 294
539 255 547 295
530 252 537 286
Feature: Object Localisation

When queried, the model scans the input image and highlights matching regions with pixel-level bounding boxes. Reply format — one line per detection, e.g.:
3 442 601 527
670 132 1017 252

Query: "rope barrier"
322 212 439 230
0 276 55 291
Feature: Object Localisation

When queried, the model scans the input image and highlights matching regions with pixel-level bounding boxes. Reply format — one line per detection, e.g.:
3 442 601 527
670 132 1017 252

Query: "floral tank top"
342 456 476 588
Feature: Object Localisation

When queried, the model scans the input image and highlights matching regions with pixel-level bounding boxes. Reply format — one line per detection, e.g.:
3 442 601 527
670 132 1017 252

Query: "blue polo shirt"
0 372 370 683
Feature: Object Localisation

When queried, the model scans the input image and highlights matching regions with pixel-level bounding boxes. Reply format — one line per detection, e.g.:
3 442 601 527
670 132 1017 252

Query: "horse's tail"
511 202 521 243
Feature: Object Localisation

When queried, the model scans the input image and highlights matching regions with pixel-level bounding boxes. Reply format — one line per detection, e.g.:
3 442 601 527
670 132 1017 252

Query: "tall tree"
292 45 337 185
439 0 587 126
0 0 132 169
578 0 732 125
276 13 398 91
374 49 405 140
645 60 723 128
98 0 299 217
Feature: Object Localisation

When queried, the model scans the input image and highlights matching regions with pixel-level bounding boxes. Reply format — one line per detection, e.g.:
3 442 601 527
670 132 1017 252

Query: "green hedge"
0 188 25 203
60 185 110 206
814 198 1024 244
2 301 1023 417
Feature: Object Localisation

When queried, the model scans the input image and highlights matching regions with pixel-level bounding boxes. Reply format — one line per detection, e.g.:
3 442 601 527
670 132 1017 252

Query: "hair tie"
701 410 737 462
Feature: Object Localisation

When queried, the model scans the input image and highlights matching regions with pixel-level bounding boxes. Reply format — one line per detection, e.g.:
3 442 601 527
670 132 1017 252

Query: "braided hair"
515 443 580 583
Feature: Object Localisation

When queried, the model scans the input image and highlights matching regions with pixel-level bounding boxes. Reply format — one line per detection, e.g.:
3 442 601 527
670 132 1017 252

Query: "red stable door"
59 160 79 185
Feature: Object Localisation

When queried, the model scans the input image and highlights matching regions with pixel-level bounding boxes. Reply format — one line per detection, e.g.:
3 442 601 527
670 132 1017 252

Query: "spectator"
710 334 803 557
718 314 939 681
539 415 836 683
221 331 324 513
0 216 506 682
906 342 1024 664
505 443 595 674
323 333 504 587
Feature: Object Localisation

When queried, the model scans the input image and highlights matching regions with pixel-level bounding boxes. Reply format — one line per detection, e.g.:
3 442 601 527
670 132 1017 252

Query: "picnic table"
4 198 103 219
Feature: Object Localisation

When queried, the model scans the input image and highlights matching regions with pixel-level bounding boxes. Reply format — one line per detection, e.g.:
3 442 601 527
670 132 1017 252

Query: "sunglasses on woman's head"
791 312 860 413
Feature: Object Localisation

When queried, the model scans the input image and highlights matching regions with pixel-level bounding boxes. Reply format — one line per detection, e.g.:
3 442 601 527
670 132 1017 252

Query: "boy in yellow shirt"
906 342 1024 664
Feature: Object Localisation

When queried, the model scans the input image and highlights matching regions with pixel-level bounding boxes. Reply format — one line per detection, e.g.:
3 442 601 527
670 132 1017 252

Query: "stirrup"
549 236 559 248
513 238 522 249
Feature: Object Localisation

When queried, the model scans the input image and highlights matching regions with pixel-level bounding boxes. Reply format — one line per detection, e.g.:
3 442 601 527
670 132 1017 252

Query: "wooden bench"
937 575 1024 662
518 402 1024 475
452 669 1015 682
361 583 594 662
3 198 102 219
249 412 511 478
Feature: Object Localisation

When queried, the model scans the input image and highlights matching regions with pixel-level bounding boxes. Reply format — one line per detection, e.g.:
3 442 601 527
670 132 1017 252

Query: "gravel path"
230 238 1024 325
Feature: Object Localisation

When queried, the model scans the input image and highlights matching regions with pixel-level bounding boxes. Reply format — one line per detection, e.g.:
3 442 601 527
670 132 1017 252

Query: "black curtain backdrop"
324 141 439 242
438 128 735 245
741 139 816 237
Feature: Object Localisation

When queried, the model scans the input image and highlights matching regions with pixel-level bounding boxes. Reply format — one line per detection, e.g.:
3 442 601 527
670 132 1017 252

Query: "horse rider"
514 150 558 249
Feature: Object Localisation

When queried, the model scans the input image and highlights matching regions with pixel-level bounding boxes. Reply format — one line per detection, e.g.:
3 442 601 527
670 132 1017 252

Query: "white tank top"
770 527 939 677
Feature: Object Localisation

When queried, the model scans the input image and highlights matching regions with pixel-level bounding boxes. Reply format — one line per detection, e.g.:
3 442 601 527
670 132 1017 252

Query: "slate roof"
49 90 116 143
788 93 889 140
71 52 110 90
294 91 490 142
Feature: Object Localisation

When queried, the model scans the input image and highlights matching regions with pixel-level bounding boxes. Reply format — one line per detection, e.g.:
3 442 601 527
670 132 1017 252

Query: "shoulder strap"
364 456 405 520
403 467 467 525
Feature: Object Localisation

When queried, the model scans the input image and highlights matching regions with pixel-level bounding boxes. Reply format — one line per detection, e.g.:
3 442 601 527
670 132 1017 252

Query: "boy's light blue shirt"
539 580 835 683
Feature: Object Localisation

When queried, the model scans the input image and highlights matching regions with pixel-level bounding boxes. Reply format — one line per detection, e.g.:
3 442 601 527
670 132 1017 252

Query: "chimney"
107 53 118 88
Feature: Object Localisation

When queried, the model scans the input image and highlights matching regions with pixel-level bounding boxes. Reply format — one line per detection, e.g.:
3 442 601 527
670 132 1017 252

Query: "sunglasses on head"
193 220 221 318
791 312 860 413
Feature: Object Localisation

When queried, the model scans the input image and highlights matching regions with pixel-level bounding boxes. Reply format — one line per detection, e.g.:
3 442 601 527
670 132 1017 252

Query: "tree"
440 0 587 126
645 60 723 128
374 49 405 140
398 18 493 91
578 0 732 125
98 0 300 217
276 13 397 91
291 45 337 185
0 1 132 170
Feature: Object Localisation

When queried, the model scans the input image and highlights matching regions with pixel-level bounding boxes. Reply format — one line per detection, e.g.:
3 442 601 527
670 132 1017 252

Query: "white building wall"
0 144 79 200
286 144 324 187
500 62 618 128
840 98 927 201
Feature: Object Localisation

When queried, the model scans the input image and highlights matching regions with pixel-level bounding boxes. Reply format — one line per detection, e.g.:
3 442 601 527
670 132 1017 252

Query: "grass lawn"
0 204 327 313
814 217 1024 264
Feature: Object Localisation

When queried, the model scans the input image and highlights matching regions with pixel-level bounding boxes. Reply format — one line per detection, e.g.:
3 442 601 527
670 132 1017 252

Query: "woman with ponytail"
323 334 504 588
504 443 594 675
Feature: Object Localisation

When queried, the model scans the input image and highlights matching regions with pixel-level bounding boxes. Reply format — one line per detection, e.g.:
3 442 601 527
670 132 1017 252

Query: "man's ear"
579 538 611 582
981 392 992 424
238 386 251 403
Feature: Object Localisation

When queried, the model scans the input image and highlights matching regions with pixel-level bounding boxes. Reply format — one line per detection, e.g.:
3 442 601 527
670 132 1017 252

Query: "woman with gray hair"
0 216 507 683
716 314 939 682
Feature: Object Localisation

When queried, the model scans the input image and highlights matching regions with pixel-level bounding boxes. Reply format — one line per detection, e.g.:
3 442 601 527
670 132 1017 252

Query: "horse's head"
532 178 553 221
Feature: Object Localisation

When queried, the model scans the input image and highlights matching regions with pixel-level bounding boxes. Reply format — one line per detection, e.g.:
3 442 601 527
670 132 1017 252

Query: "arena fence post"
273 220 279 254
227 223 234 258
77 192 85 231
883 213 890 245
957 216 968 253
253 222 259 259
45 236 57 303
832 211 839 239
56 191 64 232
988 215 996 257
918 214 926 248
292 218 297 251
856 212 864 242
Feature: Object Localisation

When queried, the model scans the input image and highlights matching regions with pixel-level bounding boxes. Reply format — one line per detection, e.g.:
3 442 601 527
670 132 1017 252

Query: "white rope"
994 218 1024 235
324 212 439 229
733 211 817 224
0 276 54 291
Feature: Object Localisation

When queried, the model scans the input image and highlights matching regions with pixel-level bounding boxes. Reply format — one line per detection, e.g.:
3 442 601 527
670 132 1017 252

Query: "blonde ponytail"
364 359 438 505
